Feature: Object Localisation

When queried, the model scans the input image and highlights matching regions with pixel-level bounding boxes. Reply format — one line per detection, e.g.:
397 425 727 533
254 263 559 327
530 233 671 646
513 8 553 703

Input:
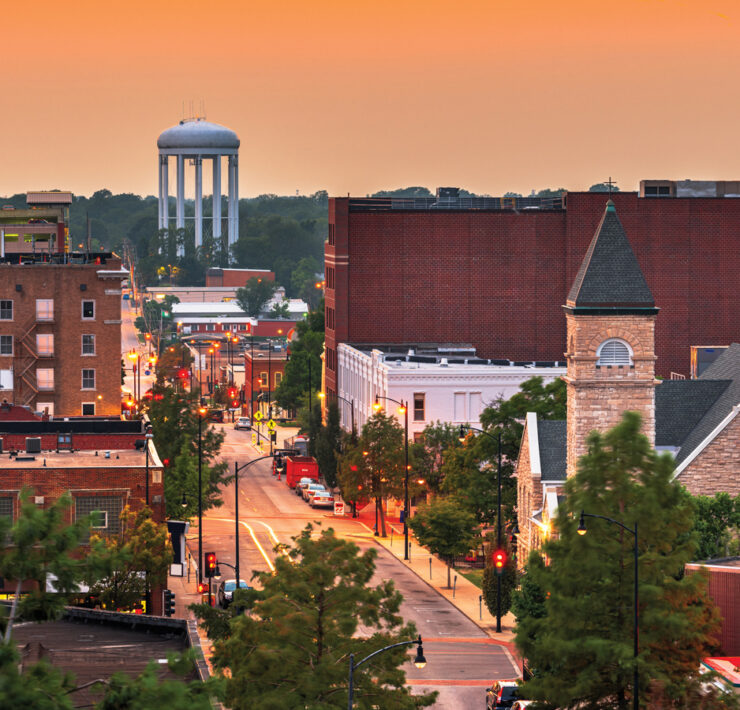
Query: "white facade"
336 344 566 437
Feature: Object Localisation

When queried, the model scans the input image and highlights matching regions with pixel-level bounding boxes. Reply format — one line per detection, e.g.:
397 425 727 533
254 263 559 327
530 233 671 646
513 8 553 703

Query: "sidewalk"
354 502 518 649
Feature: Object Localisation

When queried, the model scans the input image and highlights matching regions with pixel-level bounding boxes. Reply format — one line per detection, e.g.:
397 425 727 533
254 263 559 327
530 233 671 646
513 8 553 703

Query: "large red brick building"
324 187 740 396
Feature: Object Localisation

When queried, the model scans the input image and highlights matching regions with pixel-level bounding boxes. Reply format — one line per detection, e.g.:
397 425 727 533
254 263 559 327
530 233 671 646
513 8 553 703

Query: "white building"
336 344 566 438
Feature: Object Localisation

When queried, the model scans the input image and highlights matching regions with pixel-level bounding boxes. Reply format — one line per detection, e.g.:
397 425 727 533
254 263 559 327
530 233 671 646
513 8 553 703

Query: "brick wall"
206 269 275 287
565 313 657 476
0 260 123 416
325 192 740 396
0 433 142 451
678 414 740 496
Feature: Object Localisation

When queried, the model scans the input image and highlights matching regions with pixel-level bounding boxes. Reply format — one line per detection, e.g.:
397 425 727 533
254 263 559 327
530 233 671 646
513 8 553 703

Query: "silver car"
302 483 326 502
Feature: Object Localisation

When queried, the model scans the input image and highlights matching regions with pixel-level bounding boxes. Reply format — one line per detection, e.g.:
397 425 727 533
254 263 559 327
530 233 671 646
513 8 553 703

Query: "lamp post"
197 403 207 584
231 336 239 386
144 422 153 615
347 635 426 709
578 511 639 710
233 454 282 584
208 347 214 394
127 350 141 404
319 391 355 436
373 394 409 561
458 423 505 631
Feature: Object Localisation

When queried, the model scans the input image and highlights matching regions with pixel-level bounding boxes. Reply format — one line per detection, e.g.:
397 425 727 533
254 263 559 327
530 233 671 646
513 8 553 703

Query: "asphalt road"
192 425 518 709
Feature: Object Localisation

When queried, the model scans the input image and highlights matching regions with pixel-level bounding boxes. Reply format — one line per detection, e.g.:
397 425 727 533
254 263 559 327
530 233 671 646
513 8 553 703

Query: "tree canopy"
206 525 436 709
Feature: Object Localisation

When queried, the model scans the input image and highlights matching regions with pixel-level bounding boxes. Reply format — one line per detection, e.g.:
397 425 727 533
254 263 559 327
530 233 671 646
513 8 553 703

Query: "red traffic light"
197 583 207 594
493 549 507 574
232 400 239 407
205 552 217 577
178 368 189 379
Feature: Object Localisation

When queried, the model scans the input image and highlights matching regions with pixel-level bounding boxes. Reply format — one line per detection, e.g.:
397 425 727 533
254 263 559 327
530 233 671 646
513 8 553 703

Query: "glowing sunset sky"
2 0 739 197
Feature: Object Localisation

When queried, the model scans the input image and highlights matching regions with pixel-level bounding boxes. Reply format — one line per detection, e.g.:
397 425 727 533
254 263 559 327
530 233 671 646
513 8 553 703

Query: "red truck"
285 455 319 489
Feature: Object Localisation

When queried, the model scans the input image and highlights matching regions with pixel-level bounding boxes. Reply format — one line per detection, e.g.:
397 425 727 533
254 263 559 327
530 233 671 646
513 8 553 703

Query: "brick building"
244 344 288 418
0 252 127 416
515 203 740 562
0 191 72 256
324 187 740 397
205 267 275 287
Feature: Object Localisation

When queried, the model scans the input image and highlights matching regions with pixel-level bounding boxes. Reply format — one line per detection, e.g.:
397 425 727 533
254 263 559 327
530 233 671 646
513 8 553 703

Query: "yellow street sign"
267 419 276 430
253 411 263 422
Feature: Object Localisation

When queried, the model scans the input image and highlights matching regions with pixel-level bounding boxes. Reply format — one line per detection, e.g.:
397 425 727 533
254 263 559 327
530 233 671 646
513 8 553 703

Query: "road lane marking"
212 517 275 572
254 520 280 545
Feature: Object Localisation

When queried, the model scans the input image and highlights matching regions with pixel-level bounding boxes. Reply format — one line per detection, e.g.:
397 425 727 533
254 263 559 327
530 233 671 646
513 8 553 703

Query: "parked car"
295 477 314 494
510 703 534 710
486 680 521 709
309 491 335 508
217 578 250 608
233 416 251 430
302 483 326 502
208 409 224 423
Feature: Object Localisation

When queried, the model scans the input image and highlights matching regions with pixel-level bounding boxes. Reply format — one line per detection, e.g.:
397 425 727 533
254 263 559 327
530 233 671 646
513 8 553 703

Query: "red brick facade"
206 268 275 287
325 192 740 395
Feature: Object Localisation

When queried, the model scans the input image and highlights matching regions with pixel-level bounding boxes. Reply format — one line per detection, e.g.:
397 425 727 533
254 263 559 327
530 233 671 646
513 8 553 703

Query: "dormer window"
597 339 632 366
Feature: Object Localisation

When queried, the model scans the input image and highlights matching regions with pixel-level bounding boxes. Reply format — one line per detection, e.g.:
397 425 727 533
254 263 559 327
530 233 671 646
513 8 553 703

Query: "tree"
235 277 277 317
315 400 342 488
206 526 436 709
338 412 407 537
147 387 228 519
692 492 740 560
590 182 621 193
510 551 547 651
410 422 461 494
0 491 93 640
269 300 290 318
515 412 725 709
290 256 322 308
409 498 477 588
84 507 170 612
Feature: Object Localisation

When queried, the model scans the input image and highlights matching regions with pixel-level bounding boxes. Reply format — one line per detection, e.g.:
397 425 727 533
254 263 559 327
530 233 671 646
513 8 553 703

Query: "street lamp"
208 347 215 394
143 422 154 615
197 403 208 584
347 635 426 709
319 391 355 436
127 350 140 404
373 394 409 561
233 454 282 584
578 511 639 709
458 423 507 633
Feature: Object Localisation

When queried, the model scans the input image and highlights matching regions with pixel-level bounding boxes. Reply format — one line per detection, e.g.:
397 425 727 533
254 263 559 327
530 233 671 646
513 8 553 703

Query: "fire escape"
15 314 39 408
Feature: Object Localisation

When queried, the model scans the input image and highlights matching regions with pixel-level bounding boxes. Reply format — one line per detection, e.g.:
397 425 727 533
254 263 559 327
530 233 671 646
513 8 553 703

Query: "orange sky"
2 0 739 198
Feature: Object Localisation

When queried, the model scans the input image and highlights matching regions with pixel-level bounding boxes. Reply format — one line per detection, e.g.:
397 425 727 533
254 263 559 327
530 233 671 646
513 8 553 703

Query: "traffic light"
204 552 217 578
493 549 507 576
198 583 207 594
228 388 237 400
270 430 277 443
163 589 176 617
178 368 189 379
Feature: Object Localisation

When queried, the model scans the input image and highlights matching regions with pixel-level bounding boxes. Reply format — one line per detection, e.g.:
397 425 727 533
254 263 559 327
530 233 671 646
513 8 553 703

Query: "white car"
234 417 251 430
310 491 335 508
302 483 326 502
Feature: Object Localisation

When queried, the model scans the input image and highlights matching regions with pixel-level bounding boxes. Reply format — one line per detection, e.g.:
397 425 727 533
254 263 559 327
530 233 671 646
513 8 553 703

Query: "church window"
597 339 632 366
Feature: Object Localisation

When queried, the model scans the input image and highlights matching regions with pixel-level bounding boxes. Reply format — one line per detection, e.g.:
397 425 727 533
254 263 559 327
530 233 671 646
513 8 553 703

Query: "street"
194 424 518 709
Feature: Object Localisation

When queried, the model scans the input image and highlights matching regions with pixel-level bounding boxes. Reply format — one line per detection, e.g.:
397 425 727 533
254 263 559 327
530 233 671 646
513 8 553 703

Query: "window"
274 372 282 387
82 402 95 416
413 393 425 422
37 368 54 391
328 224 336 246
0 335 12 356
82 369 96 390
0 496 13 522
0 300 12 320
82 334 95 355
36 299 54 321
81 300 95 320
597 339 633 366
75 496 123 538
453 392 466 421
260 372 268 388
205 323 215 332
0 370 12 390
36 334 54 357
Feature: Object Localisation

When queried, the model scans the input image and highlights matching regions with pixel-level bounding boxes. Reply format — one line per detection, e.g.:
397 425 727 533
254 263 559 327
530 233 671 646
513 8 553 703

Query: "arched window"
597 339 632 366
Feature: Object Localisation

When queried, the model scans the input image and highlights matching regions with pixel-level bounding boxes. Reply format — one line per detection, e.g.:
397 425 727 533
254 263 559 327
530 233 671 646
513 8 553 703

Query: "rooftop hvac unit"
26 437 42 454
0 438 3 454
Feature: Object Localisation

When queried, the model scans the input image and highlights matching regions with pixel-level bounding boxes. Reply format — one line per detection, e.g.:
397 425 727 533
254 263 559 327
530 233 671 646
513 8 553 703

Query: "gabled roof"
565 201 657 314
655 379 731 447
537 420 567 481
675 343 740 466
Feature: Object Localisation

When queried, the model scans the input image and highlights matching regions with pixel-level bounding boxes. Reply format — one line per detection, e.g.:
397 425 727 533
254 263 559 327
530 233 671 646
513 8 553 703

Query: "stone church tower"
564 201 659 476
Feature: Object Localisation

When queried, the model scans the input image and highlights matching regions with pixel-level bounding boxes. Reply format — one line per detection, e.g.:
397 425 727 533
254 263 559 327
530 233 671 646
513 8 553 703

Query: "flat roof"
5 447 161 469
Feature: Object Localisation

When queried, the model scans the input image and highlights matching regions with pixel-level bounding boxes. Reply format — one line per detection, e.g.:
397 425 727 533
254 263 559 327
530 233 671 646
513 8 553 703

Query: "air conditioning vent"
25 437 42 454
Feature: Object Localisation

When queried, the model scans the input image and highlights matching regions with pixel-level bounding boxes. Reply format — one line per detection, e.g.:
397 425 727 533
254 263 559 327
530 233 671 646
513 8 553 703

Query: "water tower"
157 118 240 254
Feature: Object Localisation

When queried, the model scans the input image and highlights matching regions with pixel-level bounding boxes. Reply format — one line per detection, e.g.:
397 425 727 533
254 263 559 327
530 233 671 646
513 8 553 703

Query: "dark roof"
566 201 656 313
675 343 740 464
655 380 730 447
537 420 567 481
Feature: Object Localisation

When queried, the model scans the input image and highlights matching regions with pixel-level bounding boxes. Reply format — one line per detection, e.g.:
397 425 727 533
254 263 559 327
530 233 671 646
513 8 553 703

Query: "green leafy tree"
338 412 407 537
692 492 740 560
290 255 322 308
85 507 170 612
154 342 194 387
515 412 724 709
409 498 477 588
315 400 342 488
589 182 621 193
410 422 461 494
147 387 228 518
510 551 548 655
206 526 436 710
481 537 517 619
269 300 290 318
236 277 277 317
273 305 324 412
0 491 93 640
